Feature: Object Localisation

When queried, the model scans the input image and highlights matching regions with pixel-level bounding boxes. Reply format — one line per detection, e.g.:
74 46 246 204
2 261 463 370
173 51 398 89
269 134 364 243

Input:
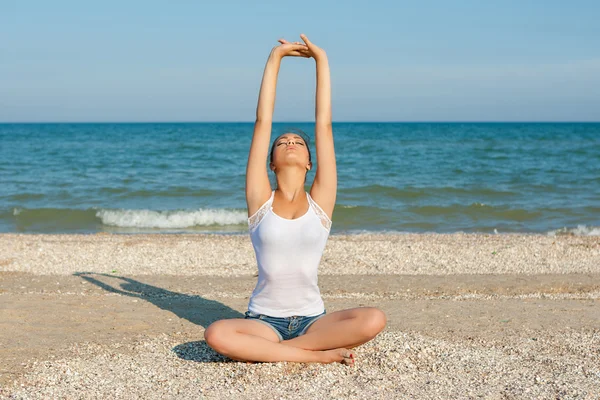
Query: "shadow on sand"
73 272 244 363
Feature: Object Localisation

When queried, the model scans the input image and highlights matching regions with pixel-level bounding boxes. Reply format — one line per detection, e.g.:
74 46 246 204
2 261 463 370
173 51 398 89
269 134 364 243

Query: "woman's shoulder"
307 192 332 231
248 190 274 231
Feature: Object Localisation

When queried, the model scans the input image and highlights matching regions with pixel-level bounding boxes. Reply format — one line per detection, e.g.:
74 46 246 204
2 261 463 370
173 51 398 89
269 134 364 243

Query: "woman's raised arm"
246 43 309 217
301 34 337 219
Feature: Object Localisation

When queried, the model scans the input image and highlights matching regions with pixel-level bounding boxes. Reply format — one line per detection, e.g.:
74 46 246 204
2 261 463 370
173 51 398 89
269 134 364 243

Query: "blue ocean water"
0 122 598 235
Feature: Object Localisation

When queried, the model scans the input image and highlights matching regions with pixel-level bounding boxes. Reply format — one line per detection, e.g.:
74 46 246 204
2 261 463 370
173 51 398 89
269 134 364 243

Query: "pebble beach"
1 232 599 399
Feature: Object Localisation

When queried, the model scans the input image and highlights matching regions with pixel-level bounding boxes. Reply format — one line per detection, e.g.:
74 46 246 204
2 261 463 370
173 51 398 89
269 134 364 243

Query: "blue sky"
1 0 599 122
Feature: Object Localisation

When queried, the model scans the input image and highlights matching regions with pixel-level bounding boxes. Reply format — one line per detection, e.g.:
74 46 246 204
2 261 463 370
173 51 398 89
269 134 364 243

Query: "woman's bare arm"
302 34 337 219
246 43 310 217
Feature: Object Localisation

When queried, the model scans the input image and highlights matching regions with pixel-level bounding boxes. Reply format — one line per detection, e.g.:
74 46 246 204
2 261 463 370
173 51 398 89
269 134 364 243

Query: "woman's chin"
275 163 308 171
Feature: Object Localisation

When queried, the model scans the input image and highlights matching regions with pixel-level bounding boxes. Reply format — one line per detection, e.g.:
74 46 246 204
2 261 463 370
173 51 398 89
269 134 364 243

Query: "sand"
1 233 599 399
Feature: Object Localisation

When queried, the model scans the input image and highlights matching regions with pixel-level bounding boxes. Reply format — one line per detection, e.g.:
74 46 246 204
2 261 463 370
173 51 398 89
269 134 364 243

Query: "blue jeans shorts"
244 309 327 342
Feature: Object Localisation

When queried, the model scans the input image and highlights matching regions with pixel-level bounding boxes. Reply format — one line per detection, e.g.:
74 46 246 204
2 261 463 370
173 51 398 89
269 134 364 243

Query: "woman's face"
270 134 311 172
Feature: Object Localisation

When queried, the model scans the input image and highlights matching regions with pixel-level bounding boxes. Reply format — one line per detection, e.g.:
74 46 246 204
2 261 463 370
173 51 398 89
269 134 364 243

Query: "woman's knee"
204 320 229 349
360 307 387 337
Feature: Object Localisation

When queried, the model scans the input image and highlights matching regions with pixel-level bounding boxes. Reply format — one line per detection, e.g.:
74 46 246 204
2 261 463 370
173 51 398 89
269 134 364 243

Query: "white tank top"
247 190 332 317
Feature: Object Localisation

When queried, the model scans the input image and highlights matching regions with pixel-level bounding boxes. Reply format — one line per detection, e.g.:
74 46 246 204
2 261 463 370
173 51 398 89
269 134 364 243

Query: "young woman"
204 34 387 366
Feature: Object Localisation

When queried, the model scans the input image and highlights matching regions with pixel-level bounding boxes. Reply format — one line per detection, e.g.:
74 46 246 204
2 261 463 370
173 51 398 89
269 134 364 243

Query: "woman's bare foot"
321 348 355 366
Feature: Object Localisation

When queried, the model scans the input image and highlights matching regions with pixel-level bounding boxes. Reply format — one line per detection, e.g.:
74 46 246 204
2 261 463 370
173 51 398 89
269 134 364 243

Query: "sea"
1 122 598 235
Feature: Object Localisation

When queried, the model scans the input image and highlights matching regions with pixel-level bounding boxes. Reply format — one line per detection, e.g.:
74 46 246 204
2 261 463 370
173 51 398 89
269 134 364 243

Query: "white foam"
96 208 247 229
547 225 600 236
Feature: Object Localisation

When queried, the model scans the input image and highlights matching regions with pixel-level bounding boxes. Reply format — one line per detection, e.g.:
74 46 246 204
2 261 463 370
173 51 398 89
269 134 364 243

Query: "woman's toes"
339 350 355 365
341 357 355 366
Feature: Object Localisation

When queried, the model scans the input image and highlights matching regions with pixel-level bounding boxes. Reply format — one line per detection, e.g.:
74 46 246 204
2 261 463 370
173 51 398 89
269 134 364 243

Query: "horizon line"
1 120 599 124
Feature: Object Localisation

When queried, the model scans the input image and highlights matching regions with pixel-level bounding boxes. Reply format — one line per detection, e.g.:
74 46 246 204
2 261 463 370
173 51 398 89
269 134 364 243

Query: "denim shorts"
244 309 327 342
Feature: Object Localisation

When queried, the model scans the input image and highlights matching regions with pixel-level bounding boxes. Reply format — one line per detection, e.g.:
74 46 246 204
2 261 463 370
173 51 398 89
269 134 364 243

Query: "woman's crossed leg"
281 306 387 351
204 307 386 365
204 318 354 365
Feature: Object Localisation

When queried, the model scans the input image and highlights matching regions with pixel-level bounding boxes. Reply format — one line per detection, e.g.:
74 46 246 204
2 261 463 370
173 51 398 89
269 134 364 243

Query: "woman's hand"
272 34 326 61
272 39 311 59
298 33 327 61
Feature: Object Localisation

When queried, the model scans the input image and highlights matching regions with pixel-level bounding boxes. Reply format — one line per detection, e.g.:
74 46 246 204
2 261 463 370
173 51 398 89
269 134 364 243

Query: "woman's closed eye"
278 141 304 146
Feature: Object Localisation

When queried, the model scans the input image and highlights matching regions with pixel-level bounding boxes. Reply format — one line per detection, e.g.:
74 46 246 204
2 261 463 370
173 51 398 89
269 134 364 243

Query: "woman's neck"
274 169 306 200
